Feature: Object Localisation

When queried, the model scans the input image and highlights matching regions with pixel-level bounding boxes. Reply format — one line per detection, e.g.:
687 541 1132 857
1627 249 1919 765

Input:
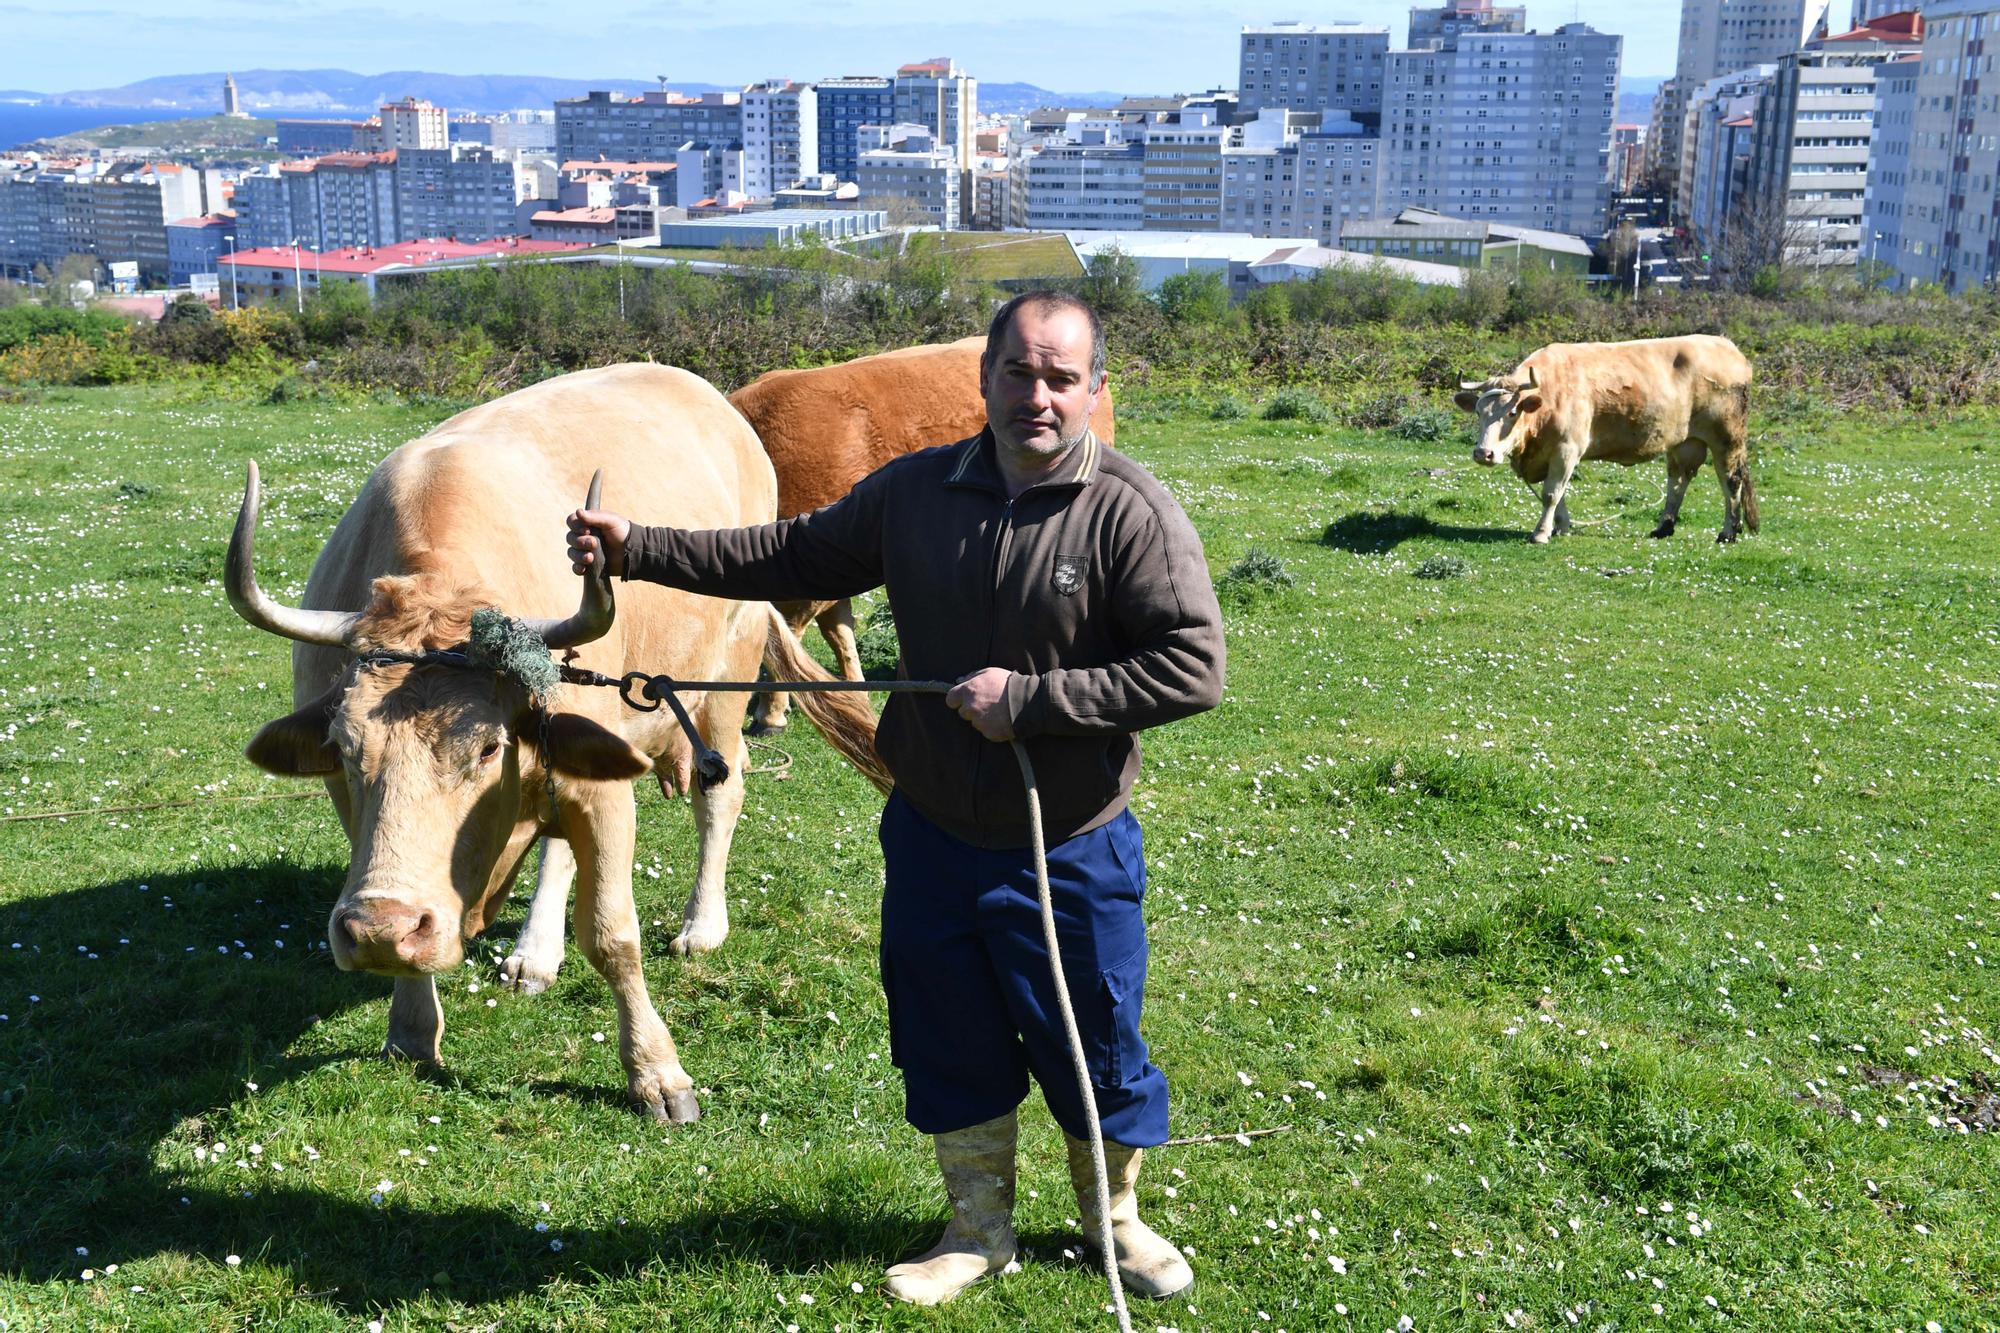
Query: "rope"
582 670 1134 1329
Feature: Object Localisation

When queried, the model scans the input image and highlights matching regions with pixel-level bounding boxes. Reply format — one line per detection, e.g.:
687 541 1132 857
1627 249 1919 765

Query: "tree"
1598 221 1640 289
1153 268 1231 325
1077 244 1143 316
48 254 103 309
1711 194 1820 295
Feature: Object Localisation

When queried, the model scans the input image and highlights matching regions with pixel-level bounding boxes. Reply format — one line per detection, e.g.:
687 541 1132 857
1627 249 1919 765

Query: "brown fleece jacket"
622 429 1225 849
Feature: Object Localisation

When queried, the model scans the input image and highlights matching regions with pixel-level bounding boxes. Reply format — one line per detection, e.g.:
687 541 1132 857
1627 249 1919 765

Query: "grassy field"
1 383 1996 1332
919 233 1085 282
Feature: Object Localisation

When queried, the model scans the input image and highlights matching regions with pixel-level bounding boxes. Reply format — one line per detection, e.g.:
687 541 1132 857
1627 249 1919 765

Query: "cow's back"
295 364 772 699
730 336 1119 518
1526 335 1751 466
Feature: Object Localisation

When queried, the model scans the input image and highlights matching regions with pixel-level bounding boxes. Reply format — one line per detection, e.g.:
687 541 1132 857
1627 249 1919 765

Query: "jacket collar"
944 427 1102 496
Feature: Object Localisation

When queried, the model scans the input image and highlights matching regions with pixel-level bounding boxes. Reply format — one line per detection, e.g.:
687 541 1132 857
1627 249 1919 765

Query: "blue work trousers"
877 789 1170 1148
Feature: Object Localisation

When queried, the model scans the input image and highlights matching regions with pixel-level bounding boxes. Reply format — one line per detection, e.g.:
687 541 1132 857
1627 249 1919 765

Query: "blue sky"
1 1 1688 96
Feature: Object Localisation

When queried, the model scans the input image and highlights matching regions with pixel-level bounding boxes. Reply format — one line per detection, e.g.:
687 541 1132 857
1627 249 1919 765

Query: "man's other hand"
945 667 1016 742
567 508 631 577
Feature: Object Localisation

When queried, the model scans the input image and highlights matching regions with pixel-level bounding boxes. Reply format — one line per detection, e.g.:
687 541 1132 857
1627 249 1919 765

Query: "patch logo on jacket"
1053 555 1088 596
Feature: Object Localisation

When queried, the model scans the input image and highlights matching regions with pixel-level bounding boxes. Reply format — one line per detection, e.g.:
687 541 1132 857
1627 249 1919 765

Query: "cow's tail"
1738 465 1761 535
761 604 894 794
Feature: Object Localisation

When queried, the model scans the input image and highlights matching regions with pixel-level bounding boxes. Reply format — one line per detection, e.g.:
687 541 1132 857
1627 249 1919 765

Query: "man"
567 291 1224 1305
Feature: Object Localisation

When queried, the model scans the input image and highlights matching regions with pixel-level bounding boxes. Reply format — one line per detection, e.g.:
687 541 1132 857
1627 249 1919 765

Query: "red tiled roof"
167 214 234 228
1823 10 1922 41
559 159 677 174
533 207 617 223
218 236 587 274
898 59 954 75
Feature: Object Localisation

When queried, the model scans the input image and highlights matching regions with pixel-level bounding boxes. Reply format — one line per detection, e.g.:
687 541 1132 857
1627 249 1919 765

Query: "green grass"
918 233 1084 282
2 384 1997 1331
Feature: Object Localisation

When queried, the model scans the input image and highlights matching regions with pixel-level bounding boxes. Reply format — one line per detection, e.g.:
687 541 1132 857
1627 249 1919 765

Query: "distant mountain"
39 70 731 114
980 82 1136 114
0 90 47 101
1617 75 1665 125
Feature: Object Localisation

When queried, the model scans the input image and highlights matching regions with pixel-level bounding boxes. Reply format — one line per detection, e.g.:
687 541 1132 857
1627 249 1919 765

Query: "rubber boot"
1066 1133 1194 1300
884 1111 1018 1305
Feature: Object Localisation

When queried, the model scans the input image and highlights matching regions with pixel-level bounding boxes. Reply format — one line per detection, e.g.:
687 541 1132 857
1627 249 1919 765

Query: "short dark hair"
982 289 1106 391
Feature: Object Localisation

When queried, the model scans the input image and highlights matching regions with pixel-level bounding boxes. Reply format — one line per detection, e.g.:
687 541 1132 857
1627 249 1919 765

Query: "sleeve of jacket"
1002 490 1225 738
621 467 888 602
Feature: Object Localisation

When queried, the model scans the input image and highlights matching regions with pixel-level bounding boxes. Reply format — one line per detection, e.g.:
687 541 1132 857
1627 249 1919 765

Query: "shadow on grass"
1322 508 1520 553
0 865 931 1310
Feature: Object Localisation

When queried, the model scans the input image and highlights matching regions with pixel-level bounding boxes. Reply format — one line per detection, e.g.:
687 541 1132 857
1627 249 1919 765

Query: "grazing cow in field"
226 364 889 1121
1452 334 1759 544
729 336 1117 731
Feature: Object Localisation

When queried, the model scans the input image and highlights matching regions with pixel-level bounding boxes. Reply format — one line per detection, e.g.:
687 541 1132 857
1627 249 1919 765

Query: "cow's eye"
479 740 503 764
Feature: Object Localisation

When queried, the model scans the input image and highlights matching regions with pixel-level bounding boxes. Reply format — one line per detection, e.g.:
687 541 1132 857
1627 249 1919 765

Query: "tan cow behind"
226 364 889 1122
1453 334 1759 544
728 335 1117 730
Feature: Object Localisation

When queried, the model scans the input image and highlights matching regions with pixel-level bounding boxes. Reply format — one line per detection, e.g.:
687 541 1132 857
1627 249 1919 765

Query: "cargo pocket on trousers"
1092 944 1148 1089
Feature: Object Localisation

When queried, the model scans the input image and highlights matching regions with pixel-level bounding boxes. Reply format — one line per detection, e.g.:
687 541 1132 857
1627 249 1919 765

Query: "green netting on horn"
467 607 561 705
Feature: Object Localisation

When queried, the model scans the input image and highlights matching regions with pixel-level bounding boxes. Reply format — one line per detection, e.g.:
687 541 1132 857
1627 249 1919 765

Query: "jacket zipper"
973 495 1017 834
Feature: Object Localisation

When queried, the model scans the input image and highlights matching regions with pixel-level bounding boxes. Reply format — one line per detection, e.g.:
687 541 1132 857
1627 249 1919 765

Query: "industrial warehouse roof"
218 237 587 274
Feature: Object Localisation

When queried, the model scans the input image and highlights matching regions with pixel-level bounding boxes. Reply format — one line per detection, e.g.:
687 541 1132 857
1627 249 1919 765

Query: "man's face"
979 304 1100 464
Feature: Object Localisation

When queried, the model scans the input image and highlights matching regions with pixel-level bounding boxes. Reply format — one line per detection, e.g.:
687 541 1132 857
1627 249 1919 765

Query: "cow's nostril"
397 910 437 961
341 912 366 946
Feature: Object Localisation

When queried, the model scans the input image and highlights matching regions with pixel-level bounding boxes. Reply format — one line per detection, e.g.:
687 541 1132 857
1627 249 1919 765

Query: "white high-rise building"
742 80 819 197
1381 16 1623 237
1649 0 1834 191
378 98 449 151
1874 1 2000 290
1236 21 1390 117
893 58 977 170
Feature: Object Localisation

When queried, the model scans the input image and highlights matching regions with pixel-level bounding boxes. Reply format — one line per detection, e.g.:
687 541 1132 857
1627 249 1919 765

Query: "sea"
0 104 356 150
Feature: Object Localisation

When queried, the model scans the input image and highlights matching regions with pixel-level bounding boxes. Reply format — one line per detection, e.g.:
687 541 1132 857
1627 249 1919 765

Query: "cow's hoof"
380 1033 440 1064
633 1076 702 1124
1716 530 1738 545
746 716 788 737
669 918 728 957
1528 531 1552 546
499 952 559 995
1649 521 1675 539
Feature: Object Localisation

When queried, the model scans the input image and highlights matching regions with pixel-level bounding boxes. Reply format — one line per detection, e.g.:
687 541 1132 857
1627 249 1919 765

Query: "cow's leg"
1530 451 1579 544
751 600 818 734
1711 451 1748 543
817 598 864 681
673 694 753 957
500 836 573 995
383 975 443 1063
1552 495 1574 537
1651 441 1704 538
565 787 699 1123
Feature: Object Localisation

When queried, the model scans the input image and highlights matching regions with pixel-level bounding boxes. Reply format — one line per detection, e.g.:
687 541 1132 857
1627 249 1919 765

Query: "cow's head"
1453 364 1546 467
224 463 646 977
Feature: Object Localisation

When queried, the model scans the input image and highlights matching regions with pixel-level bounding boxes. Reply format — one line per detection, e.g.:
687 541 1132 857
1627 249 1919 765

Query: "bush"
854 598 901 677
1153 269 1233 327
1209 394 1249 420
1392 402 1458 442
1261 387 1331 422
1413 554 1471 579
1217 546 1294 596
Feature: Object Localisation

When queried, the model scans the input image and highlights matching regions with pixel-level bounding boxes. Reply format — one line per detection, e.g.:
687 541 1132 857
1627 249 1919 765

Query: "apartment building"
0 160 210 282
1237 21 1390 118
674 142 748 208
815 77 896 180
166 213 234 285
1745 13 1923 265
1683 68 1776 249
1861 52 1920 272
395 146 537 243
1143 113 1227 231
1649 0 1835 188
1381 13 1623 237
741 80 819 196
556 90 743 164
376 98 449 151
854 125 963 228
1875 1 2000 290
1022 140 1147 230
894 59 978 169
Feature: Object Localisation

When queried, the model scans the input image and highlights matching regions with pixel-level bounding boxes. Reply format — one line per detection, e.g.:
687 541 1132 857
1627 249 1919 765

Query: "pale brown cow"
226 364 889 1121
1452 334 1759 544
728 335 1117 731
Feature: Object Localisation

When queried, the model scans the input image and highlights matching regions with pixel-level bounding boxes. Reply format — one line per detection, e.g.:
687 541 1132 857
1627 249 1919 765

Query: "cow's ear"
540 711 652 781
1453 389 1481 412
246 688 342 776
1515 392 1544 416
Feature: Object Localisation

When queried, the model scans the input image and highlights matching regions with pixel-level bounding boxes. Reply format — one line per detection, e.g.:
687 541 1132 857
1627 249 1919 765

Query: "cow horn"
226 461 364 647
1458 378 1486 391
518 469 615 650
1524 365 1539 390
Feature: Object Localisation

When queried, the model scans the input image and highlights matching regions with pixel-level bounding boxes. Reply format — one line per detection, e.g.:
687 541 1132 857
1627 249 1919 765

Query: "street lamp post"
222 233 238 310
289 237 304 315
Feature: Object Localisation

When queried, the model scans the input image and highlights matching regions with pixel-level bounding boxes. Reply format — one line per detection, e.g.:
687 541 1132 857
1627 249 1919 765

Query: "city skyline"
2 1 1682 99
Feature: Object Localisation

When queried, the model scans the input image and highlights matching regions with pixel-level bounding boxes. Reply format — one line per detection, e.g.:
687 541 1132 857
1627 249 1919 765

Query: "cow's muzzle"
331 900 450 974
1472 447 1498 467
